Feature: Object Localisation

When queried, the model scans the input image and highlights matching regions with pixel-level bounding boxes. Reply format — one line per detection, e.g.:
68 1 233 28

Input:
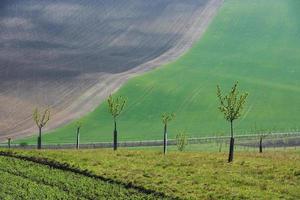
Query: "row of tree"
30 82 248 162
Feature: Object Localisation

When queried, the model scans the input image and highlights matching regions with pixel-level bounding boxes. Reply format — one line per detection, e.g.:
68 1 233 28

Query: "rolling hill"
0 0 222 140
18 0 300 144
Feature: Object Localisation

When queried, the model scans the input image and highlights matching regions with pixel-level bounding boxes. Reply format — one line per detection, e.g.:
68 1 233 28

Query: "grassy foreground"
20 0 300 144
4 149 300 200
0 156 165 200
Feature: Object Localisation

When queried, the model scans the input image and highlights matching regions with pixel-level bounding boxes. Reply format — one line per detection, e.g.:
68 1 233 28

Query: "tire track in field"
45 0 224 136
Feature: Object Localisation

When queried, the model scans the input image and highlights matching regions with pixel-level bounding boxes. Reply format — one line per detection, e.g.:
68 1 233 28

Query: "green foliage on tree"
176 131 188 151
162 113 175 125
217 82 248 162
33 107 50 149
217 82 248 132
107 94 127 151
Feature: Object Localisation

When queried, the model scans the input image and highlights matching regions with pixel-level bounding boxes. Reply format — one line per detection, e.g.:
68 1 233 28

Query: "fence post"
7 138 11 149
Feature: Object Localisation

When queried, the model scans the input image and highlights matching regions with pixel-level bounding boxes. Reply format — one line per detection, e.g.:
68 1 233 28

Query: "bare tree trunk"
230 120 233 138
8 138 11 149
163 123 167 155
259 137 263 153
113 120 117 151
37 127 42 150
228 120 234 162
76 127 80 149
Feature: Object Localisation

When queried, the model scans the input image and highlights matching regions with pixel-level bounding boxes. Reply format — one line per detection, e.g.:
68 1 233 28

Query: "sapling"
162 112 175 155
33 107 50 150
107 94 127 151
176 131 188 151
7 138 11 149
75 121 82 149
217 82 248 162
258 129 271 153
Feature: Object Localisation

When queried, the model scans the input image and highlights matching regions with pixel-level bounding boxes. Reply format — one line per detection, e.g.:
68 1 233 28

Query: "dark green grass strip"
0 157 91 199
0 156 168 200
0 150 178 200
0 169 73 200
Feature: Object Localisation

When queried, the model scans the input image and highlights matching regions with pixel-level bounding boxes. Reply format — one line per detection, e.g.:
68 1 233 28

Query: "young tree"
75 121 82 149
258 133 267 153
176 131 188 152
217 82 248 162
7 138 11 149
107 94 127 151
33 108 50 150
256 127 271 153
162 112 175 155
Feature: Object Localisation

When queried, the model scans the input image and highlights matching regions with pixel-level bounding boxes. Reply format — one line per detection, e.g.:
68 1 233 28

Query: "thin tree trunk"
76 127 80 149
163 123 167 155
37 127 42 150
8 138 11 149
228 120 234 162
113 120 117 151
259 137 263 153
230 120 233 138
228 137 234 162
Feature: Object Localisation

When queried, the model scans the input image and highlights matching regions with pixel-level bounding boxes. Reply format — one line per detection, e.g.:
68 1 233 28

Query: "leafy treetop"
107 94 127 120
217 82 248 123
162 113 176 125
75 120 83 129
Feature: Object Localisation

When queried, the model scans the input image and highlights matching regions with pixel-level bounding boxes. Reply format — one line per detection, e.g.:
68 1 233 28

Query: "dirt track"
0 0 223 140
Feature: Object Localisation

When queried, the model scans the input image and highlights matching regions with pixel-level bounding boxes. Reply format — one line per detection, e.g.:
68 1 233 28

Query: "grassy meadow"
0 155 163 200
19 0 300 144
2 149 300 199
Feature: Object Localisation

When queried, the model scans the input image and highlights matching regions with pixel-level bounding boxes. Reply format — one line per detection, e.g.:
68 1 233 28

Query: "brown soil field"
0 0 223 140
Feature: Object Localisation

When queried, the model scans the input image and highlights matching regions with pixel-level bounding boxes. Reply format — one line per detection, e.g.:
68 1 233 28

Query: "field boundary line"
0 151 179 200
0 163 86 198
2 132 300 149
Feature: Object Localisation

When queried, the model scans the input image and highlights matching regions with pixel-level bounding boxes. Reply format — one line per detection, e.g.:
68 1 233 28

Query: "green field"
3 149 300 199
0 155 167 199
20 0 300 144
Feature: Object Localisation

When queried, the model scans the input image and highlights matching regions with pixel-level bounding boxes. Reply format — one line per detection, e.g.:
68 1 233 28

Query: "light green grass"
126 143 256 153
127 143 300 153
5 149 300 199
19 0 300 144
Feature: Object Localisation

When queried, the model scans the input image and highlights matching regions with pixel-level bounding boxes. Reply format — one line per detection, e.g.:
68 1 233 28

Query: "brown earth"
0 0 223 140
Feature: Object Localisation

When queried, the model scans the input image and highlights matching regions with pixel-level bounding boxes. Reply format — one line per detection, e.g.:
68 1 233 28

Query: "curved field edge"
20 0 300 144
2 0 223 141
2 149 300 199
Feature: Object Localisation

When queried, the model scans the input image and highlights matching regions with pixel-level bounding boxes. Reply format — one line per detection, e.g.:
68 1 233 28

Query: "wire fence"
0 132 299 150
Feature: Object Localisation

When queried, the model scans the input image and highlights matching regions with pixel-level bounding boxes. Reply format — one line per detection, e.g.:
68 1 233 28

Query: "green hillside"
20 0 300 144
